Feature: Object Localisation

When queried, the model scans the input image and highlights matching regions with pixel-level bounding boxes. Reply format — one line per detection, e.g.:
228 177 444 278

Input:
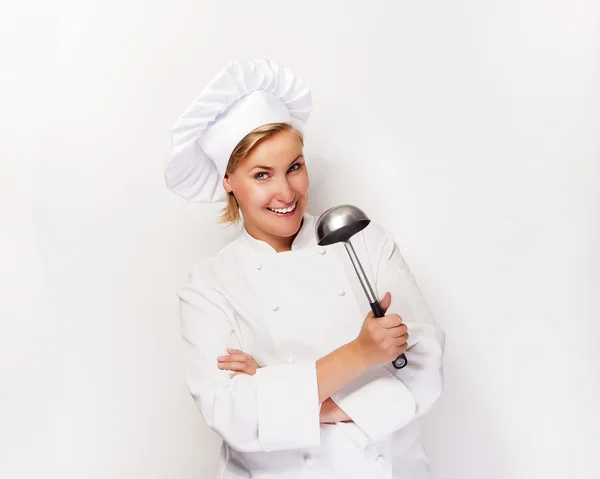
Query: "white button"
317 248 326 255
337 289 345 296
272 304 279 311
256 264 262 270
304 453 313 465
376 454 384 463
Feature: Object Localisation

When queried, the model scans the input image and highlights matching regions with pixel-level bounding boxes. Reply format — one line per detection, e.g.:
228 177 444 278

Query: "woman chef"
165 58 446 479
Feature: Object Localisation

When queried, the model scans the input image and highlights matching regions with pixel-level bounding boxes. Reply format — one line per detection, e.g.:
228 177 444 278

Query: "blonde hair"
218 122 304 226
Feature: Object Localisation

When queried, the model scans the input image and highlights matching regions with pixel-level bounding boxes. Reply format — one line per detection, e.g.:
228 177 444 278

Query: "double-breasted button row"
257 247 344 316
270 289 344 313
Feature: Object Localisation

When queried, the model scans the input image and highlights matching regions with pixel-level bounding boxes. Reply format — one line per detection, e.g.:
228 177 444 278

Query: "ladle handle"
369 301 408 370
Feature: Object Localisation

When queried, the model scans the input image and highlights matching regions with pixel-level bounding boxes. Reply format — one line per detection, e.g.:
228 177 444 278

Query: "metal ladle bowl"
315 205 408 369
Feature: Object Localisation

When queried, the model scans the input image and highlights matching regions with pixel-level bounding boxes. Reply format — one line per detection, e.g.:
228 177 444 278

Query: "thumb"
366 292 392 318
379 292 392 314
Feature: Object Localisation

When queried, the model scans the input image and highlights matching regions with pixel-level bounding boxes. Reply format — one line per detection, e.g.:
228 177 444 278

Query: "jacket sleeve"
330 224 446 443
178 262 322 453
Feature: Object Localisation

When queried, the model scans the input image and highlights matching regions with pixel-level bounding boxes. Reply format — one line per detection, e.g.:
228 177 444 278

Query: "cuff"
331 365 416 442
255 361 321 451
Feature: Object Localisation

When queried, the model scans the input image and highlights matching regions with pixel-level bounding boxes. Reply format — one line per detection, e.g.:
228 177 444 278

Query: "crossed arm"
217 348 352 424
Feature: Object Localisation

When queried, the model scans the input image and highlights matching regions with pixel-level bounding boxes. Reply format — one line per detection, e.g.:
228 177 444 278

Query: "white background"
2 1 599 478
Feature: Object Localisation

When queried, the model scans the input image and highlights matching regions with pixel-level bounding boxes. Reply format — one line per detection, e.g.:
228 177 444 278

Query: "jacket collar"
239 212 318 254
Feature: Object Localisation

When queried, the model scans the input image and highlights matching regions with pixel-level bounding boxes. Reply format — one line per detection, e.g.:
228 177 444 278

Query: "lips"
267 202 297 214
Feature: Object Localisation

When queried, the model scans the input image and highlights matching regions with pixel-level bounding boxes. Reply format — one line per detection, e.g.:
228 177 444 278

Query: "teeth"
268 203 296 214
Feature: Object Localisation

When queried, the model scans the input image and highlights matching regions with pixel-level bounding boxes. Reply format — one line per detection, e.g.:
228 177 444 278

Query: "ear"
222 176 233 194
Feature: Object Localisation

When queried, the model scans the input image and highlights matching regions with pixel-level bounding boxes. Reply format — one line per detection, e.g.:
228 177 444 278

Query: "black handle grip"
369 301 408 370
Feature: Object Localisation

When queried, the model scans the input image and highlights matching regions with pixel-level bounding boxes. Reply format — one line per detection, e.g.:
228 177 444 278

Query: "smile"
267 202 297 215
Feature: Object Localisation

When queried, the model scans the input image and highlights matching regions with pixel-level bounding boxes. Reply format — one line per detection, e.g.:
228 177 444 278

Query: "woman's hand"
217 348 260 378
352 292 409 369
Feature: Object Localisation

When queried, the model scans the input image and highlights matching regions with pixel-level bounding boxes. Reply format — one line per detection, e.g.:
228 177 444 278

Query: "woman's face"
223 129 309 251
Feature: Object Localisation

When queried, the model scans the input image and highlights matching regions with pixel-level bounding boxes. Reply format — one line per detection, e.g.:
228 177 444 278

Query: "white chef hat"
165 58 312 203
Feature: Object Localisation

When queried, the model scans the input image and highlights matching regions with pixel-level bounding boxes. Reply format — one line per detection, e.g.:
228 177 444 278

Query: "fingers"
389 325 409 339
218 353 249 363
218 361 251 372
217 349 258 375
398 341 409 353
217 349 252 364
379 317 408 345
380 313 404 329
392 333 409 346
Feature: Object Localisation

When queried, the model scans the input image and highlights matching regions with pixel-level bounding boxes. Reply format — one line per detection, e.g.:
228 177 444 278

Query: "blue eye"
254 163 302 181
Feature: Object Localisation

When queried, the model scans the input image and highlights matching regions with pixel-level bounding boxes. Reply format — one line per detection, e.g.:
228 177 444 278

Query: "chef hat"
165 58 312 203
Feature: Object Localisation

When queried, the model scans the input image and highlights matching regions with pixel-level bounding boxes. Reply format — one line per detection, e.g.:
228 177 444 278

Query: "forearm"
316 341 369 403
320 398 352 423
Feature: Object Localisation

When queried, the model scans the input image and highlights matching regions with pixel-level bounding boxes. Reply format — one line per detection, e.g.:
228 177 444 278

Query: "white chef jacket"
177 212 445 479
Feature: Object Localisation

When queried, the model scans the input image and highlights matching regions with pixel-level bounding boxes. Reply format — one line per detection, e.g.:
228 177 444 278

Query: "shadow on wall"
420 354 514 479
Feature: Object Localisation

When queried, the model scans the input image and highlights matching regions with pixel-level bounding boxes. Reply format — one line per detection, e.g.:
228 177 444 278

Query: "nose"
272 175 296 205
272 177 295 204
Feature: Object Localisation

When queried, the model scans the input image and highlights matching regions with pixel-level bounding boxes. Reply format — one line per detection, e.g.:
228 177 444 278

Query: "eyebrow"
247 155 303 173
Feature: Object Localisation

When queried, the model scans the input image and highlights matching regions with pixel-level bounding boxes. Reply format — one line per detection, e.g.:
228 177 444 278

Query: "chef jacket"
177 212 446 478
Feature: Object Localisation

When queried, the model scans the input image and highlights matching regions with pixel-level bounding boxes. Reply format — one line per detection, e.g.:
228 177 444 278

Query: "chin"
262 205 305 235
277 222 303 237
